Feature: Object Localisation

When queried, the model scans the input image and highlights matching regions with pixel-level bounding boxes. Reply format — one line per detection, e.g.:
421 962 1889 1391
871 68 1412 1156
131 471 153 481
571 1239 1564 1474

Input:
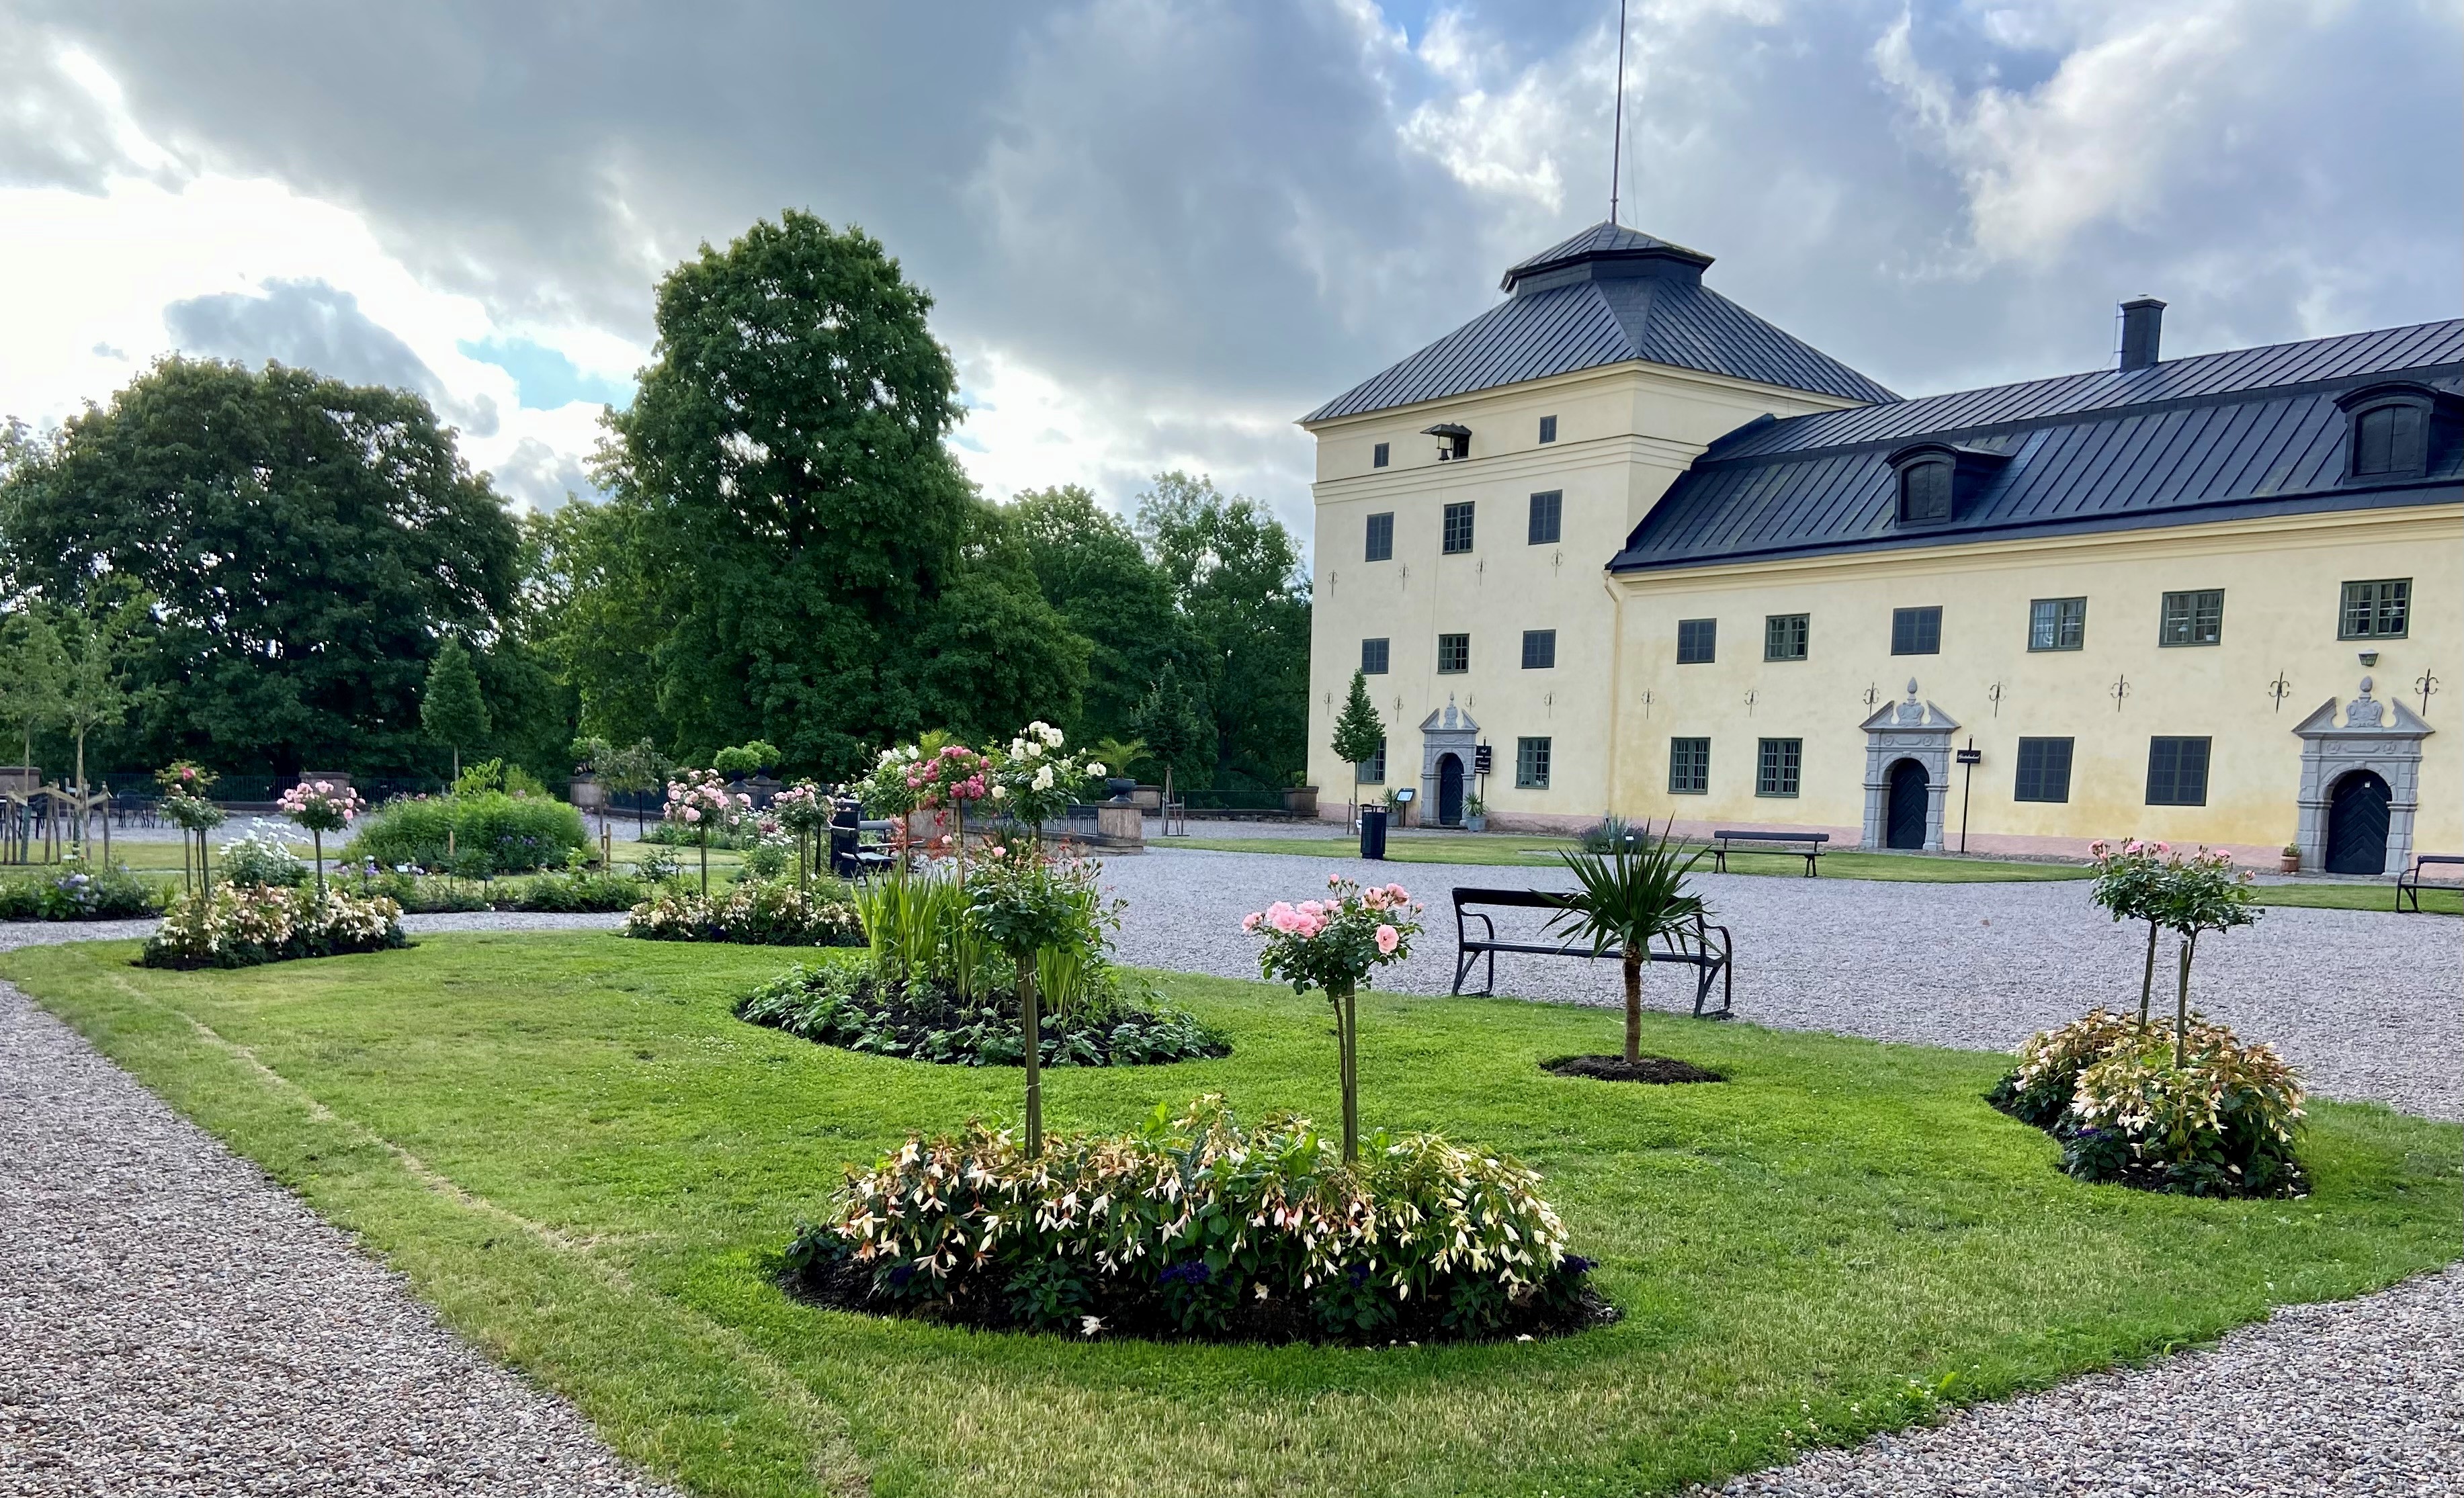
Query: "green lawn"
9 934 2454 1498
1175 831 2091 883
2254 881 2461 916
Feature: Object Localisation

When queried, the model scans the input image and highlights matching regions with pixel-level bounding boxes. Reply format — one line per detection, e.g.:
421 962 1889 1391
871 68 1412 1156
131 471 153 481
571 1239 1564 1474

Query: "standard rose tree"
986 721 1103 840
276 779 364 899
1244 875 1423 1163
664 769 749 894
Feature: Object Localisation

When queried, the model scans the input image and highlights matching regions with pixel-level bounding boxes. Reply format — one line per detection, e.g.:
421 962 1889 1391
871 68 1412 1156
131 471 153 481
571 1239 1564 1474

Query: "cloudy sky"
2 0 2456 538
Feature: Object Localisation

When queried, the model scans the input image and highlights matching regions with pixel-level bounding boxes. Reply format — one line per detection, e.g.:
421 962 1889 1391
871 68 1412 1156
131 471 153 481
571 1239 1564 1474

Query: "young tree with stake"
421 638 491 780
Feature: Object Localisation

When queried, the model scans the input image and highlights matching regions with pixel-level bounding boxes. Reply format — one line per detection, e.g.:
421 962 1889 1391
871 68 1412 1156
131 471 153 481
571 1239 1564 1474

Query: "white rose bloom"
1087 762 1107 778
1032 765 1055 791
1041 724 1065 748
990 785 1007 799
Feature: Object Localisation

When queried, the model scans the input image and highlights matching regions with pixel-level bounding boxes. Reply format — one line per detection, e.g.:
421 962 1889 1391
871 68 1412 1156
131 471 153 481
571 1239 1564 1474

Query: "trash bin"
1359 805 1388 861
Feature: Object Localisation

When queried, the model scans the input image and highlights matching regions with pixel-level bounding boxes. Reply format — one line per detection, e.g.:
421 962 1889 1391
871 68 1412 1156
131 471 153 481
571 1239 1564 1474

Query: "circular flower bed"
783 1096 1609 1345
142 884 407 970
1545 1055 1723 1085
1989 1008 2308 1198
626 881 861 945
736 962 1228 1066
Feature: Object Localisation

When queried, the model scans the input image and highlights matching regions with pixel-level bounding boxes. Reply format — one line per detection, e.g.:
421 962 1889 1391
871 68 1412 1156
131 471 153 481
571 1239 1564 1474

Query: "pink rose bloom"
1375 924 1399 955
1299 900 1323 917
1242 912 1261 932
1385 883 1408 901
681 807 700 824
2154 840 2171 853
1266 901 1298 933
1327 873 1342 887
2123 839 2143 854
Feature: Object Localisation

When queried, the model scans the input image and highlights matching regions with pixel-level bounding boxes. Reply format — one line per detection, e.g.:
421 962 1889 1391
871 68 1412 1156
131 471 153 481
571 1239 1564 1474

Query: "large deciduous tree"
1135 473 1311 790
584 210 1087 775
1009 484 1187 749
0 356 528 775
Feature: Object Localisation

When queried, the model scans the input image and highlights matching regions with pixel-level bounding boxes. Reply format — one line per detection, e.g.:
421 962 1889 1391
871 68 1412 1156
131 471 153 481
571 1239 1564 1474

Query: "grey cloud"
162 277 499 436
487 436 599 511
16 0 2461 527
0 30 141 192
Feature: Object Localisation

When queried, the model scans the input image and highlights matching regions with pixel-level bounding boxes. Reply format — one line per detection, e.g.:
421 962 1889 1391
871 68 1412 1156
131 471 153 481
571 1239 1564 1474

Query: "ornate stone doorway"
2292 677 2431 877
1416 698 1479 830
1859 680 1957 852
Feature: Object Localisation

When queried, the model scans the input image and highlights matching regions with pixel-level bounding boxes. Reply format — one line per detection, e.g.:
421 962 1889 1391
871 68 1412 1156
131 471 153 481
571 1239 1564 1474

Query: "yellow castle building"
1302 223 2459 874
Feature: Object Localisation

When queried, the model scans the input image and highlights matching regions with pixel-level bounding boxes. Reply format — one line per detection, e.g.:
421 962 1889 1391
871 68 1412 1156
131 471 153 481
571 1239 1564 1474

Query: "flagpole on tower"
1609 0 1629 224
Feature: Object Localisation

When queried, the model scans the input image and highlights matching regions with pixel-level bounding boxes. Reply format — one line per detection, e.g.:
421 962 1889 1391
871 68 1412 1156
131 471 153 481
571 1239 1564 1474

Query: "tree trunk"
2137 920 2158 1027
2174 934 2195 1068
1021 963 1044 1157
312 829 325 901
698 830 710 895
1336 983 1359 1164
73 728 86 851
1623 953 1644 1065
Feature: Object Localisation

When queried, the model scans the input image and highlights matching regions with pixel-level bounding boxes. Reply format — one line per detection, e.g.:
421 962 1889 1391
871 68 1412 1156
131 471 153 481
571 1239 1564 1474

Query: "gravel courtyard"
1101 846 2463 1121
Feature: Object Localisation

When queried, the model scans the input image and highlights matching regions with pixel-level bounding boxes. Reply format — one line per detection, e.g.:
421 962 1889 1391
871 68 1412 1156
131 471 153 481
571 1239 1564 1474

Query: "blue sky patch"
458 335 634 410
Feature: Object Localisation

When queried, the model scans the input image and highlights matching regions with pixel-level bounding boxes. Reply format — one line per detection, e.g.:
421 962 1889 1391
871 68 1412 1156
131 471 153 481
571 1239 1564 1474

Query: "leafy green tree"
1547 826 1711 1066
906 502 1089 743
0 607 66 770
2156 850 2261 1066
56 597 148 843
1130 661 1212 804
1010 484 1186 748
421 638 491 780
1330 668 1384 826
590 211 976 773
0 355 525 775
1134 473 1310 789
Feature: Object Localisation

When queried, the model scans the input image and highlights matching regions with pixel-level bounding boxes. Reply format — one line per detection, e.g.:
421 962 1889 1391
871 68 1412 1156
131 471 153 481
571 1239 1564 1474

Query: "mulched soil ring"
1544 1054 1724 1085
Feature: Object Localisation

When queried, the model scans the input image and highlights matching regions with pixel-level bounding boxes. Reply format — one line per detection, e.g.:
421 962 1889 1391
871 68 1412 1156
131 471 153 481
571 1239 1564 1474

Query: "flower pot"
2279 853 2300 873
1463 813 1488 833
1105 777 1138 801
1281 785 1319 818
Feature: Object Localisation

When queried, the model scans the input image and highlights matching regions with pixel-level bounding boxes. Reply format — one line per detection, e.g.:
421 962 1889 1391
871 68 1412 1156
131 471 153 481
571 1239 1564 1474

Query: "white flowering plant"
984 721 1104 834
783 1094 1599 1344
143 882 406 969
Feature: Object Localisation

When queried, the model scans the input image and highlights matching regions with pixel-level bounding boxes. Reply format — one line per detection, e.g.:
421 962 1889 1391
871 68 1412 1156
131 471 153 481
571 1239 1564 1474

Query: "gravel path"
0 976 676 1497
1100 847 2463 1120
1698 1262 2464 1497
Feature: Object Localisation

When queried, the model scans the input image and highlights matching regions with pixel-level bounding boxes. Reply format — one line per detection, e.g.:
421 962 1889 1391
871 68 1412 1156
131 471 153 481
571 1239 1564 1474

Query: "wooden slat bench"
1711 830 1828 877
1450 887 1732 1018
2397 854 2464 912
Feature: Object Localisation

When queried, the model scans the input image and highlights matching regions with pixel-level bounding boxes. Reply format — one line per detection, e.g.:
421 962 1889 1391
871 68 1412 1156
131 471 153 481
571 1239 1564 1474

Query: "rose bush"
1246 875 1423 1161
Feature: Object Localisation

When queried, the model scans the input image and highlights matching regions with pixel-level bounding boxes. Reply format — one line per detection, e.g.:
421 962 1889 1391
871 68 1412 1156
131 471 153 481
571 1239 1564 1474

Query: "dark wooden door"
2325 770 2391 875
1437 754 1464 826
1885 758 1928 850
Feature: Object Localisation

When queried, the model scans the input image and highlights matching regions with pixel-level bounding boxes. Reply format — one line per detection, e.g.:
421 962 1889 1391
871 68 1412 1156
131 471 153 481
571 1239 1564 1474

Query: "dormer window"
1898 459 1952 524
2336 381 2457 484
1423 422 1472 462
1885 441 2011 528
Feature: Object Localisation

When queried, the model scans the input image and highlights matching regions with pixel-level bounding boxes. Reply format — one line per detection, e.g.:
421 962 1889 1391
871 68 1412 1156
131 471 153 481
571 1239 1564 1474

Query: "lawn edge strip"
10 957 869 1498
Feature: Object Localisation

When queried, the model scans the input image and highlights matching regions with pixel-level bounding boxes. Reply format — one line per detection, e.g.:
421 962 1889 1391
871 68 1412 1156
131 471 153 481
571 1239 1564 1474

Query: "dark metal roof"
1610 320 2464 573
1303 221 1898 423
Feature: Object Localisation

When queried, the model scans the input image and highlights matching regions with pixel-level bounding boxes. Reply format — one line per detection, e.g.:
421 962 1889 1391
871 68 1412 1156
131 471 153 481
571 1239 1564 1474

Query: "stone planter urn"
1463 813 1488 833
2279 849 2301 874
1104 777 1138 801
568 773 604 811
1281 785 1319 818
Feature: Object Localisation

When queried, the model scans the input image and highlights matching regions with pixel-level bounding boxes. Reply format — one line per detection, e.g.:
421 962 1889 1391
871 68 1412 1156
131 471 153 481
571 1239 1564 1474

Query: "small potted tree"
2279 841 2301 875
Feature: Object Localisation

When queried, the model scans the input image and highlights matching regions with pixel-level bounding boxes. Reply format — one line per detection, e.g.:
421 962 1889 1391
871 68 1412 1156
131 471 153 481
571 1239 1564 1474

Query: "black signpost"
1956 739 1982 853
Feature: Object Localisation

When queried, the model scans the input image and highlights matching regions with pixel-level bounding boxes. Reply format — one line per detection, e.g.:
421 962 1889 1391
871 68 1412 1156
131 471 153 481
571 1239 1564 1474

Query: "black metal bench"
1711 830 1828 877
1450 887 1732 1018
2397 854 2464 912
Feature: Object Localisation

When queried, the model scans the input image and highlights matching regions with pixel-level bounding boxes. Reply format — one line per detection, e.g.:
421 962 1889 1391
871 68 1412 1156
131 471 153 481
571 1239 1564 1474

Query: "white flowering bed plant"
142 882 407 970
624 881 863 946
783 1094 1607 1345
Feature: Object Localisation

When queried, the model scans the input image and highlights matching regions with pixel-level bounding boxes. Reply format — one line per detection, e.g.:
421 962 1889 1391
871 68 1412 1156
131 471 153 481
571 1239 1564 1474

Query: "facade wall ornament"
2290 676 2433 875
1857 678 1958 852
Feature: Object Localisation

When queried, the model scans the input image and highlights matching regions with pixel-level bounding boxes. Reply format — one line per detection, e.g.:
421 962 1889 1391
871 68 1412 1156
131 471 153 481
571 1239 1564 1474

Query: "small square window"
1527 490 1562 545
2029 597 2086 652
1361 637 1389 675
2339 578 2410 640
1538 414 1558 444
2159 589 2224 647
1521 629 1556 670
1756 738 1801 798
1516 736 1552 789
2146 736 2211 806
1360 736 1386 785
1371 441 1390 470
2014 738 2074 803
1442 501 1475 554
1365 512 1394 562
1764 613 1809 662
1668 738 1709 795
1676 618 1717 664
1436 633 1470 674
1891 606 1942 656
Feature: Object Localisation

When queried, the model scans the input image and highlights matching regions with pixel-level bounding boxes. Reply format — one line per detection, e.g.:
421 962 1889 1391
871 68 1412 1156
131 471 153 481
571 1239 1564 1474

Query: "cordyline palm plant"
1547 822 1708 1065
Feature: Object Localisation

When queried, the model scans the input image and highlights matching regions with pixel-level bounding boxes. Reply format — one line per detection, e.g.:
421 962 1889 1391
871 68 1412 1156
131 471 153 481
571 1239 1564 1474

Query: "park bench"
829 809 898 879
1449 887 1732 1018
2397 854 2464 913
1711 830 1828 877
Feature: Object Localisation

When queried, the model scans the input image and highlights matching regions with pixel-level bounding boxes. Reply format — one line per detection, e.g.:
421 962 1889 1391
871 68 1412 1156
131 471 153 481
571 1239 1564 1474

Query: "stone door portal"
1436 754 1465 826
1885 759 1929 850
2324 770 2392 875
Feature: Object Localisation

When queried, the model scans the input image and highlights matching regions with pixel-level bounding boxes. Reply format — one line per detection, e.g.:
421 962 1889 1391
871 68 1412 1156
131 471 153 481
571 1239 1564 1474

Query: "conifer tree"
1330 669 1385 828
421 638 491 780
